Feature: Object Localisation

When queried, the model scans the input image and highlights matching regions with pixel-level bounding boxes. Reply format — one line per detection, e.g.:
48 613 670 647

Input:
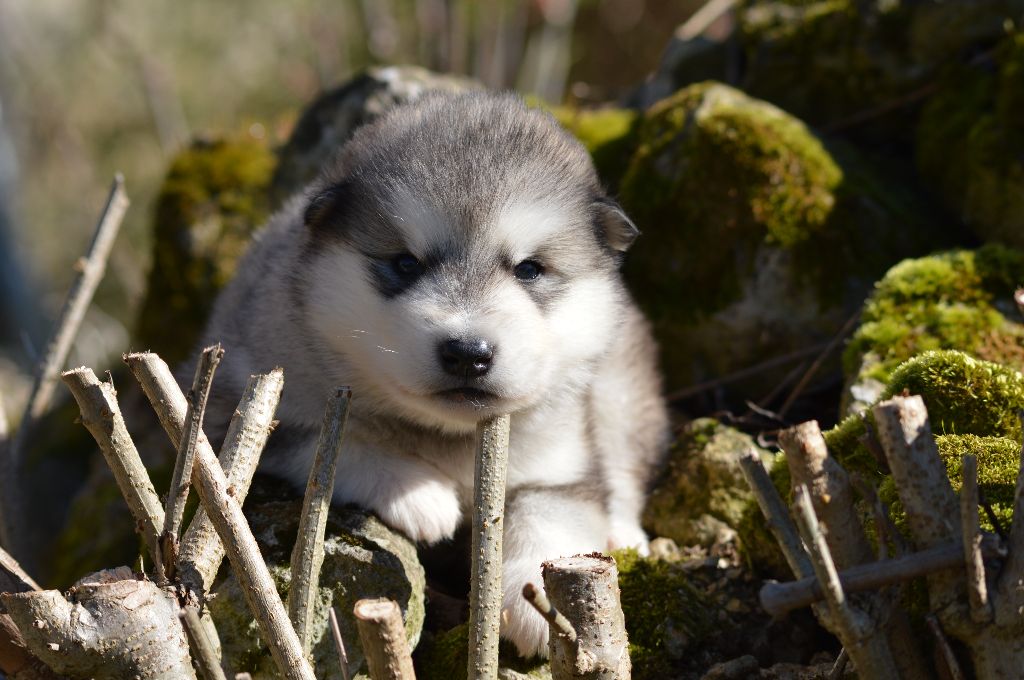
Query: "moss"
844 245 1024 387
643 418 773 547
135 136 275 365
917 31 1024 249
549 106 639 190
880 434 1021 534
613 549 717 680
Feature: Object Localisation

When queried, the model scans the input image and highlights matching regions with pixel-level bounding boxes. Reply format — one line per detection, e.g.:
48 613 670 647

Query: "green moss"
880 434 1021 534
844 245 1024 387
135 136 275 365
917 32 1024 249
613 549 716 680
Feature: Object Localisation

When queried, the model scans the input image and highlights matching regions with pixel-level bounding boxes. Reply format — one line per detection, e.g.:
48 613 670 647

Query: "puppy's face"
300 94 637 431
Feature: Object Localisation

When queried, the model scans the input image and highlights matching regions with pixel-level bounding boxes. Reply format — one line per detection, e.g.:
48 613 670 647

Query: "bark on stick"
287 387 351 654
163 344 223 579
1 175 129 557
125 352 315 680
0 546 59 680
1 567 195 680
542 554 630 680
522 582 577 643
738 452 812 579
329 607 353 680
61 367 166 580
960 455 991 623
175 368 283 600
353 598 415 680
181 606 228 680
467 414 510 680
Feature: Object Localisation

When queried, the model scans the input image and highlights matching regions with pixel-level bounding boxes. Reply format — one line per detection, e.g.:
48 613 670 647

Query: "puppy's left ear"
592 196 640 252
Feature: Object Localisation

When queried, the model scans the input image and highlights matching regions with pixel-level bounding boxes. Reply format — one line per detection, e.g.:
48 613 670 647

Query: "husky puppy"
194 91 669 656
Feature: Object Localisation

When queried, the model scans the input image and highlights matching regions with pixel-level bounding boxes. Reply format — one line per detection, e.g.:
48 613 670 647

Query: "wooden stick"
125 352 315 680
960 455 991 623
0 545 58 679
926 615 965 680
542 555 630 679
466 414 510 680
61 367 166 582
777 312 859 418
760 539 1002 617
287 387 351 654
329 607 352 680
522 582 577 643
181 606 228 680
737 452 813 579
174 368 283 600
353 598 415 680
995 410 1024 626
163 344 223 579
0 544 40 593
667 342 830 401
1 174 129 556
675 0 735 40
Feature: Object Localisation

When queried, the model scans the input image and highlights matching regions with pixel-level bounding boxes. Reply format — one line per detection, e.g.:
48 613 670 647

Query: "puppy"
194 91 669 656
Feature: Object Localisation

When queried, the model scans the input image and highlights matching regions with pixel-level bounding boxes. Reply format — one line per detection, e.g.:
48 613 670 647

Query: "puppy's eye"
392 253 423 277
513 260 543 281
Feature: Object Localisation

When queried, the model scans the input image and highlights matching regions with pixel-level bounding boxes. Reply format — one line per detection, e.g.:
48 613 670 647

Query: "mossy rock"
210 480 425 680
917 30 1024 250
880 434 1021 535
620 81 952 393
643 418 774 548
739 0 1020 140
612 549 718 680
271 66 480 203
842 244 1024 415
549 105 640 191
135 136 275 366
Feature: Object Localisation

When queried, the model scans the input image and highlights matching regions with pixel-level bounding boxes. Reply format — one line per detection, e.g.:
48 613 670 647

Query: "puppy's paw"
376 480 462 544
500 560 550 658
608 519 649 556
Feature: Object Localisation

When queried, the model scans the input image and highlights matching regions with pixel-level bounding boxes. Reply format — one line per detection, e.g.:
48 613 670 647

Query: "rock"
841 244 1024 416
917 31 1024 250
270 66 480 202
210 482 425 680
619 81 950 394
135 135 276 367
643 418 773 548
701 655 759 680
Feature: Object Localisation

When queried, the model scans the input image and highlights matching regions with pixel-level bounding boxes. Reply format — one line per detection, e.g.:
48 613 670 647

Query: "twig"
522 582 577 643
61 367 166 582
174 368 284 600
994 410 1024 625
759 539 1001 617
1 174 129 556
676 0 735 41
667 342 830 401
287 387 352 654
850 474 904 559
777 311 859 419
0 545 58 680
737 452 813 579
978 488 1007 540
125 352 315 680
827 649 848 680
163 344 224 580
925 615 965 680
181 606 228 680
541 555 630 679
0 544 40 593
467 414 511 680
353 598 415 680
960 455 991 623
329 607 352 680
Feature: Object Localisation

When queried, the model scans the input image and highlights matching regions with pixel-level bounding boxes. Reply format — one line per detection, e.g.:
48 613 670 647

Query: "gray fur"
189 91 670 657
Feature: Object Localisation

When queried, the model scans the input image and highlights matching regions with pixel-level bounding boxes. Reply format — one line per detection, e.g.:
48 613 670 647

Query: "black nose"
438 339 494 377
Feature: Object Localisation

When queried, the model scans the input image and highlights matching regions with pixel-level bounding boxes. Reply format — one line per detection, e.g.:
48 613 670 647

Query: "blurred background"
0 0 699 408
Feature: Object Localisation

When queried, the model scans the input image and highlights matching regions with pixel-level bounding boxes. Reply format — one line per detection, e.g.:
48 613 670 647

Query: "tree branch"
1 174 129 557
287 387 351 654
467 414 510 680
353 598 415 680
737 452 812 579
125 352 314 680
180 606 228 680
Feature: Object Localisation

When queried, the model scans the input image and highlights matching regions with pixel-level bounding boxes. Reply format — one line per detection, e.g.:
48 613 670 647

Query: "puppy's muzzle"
438 338 494 378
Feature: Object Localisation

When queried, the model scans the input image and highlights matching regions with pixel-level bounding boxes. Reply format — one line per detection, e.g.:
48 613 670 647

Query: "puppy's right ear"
303 181 350 235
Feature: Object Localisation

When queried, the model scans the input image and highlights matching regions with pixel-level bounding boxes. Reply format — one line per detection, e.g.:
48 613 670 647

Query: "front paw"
608 519 649 556
375 480 462 544
500 560 550 658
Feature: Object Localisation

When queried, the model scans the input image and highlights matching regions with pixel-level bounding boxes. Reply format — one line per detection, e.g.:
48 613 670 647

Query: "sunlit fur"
191 92 670 657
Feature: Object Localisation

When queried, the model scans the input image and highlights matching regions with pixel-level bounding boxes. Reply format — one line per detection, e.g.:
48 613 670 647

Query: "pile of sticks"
743 395 1024 679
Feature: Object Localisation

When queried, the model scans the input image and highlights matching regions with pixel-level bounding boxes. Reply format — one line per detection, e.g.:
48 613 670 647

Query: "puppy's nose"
438 339 494 377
